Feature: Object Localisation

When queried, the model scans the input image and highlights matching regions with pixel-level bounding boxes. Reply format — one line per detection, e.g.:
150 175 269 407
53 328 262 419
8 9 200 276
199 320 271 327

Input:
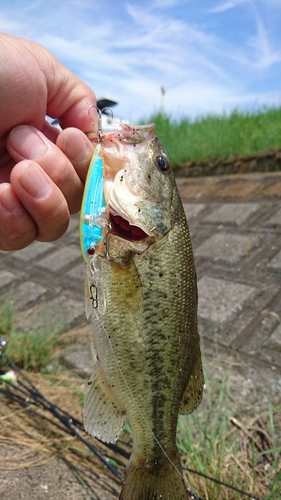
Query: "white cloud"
0 0 280 121
210 0 251 13
150 0 184 7
248 15 281 70
0 14 27 34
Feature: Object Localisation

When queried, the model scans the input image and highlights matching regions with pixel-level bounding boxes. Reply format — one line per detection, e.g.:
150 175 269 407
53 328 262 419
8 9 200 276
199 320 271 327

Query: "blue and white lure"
79 142 107 263
79 107 111 316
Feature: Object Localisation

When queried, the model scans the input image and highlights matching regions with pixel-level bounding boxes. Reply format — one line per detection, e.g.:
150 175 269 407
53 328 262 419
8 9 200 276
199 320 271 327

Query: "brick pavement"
0 171 280 500
0 171 281 408
180 172 281 407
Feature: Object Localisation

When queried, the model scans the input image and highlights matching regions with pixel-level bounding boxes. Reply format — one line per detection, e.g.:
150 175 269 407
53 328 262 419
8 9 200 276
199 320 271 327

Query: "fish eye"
155 155 170 173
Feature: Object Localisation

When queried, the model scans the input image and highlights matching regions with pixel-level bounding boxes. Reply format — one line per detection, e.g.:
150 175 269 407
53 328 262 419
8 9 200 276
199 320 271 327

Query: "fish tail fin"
119 454 189 500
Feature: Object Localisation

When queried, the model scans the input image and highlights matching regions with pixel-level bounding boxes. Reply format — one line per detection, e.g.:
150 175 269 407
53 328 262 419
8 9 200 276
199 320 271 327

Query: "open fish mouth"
110 213 149 242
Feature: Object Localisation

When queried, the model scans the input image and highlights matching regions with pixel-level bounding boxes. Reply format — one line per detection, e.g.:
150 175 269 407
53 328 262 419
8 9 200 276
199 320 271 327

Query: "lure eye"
155 155 170 173
87 247 96 256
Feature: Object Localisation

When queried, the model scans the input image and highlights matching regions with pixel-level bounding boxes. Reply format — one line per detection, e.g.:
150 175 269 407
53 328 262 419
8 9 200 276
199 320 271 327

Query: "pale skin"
0 33 96 251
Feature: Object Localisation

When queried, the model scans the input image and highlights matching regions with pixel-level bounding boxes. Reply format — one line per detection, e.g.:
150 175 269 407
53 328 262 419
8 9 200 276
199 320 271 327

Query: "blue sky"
1 0 281 123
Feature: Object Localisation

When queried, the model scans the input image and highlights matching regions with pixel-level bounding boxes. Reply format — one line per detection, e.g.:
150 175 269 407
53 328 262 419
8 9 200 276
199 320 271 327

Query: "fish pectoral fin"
179 348 204 415
83 362 126 443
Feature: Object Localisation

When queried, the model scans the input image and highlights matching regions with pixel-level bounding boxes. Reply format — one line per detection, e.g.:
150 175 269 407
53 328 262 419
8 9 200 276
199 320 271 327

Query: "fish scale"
82 123 204 500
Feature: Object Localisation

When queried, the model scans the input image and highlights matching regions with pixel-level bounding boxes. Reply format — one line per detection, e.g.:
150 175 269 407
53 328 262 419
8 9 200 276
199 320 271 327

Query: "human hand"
0 33 95 251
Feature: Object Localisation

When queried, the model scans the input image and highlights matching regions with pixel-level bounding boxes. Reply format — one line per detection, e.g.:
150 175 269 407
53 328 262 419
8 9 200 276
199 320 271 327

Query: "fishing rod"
0 338 263 500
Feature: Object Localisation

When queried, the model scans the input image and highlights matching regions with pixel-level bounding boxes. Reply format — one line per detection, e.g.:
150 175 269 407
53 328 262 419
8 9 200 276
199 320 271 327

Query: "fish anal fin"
84 362 126 443
179 348 204 415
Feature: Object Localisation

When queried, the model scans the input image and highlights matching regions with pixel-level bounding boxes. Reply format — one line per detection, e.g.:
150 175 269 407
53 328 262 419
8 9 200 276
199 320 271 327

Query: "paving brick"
176 176 218 189
256 317 281 367
267 249 281 272
255 347 281 368
204 203 260 225
183 203 205 219
256 181 281 199
265 323 281 350
0 270 17 291
195 232 261 264
197 275 255 324
0 250 12 264
239 309 280 356
204 342 281 406
68 231 81 245
12 281 47 310
246 308 281 367
13 241 56 263
66 261 85 291
59 343 95 379
18 295 85 333
264 208 281 227
1 171 281 499
36 246 81 273
67 214 79 233
212 182 263 201
180 184 219 201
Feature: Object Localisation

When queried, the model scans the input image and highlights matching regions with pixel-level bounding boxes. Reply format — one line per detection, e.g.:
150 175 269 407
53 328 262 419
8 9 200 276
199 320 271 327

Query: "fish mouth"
110 214 149 242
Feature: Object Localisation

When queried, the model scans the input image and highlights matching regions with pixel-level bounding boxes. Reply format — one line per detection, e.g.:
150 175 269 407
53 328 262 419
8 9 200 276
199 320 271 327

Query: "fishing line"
0 345 262 500
91 306 187 485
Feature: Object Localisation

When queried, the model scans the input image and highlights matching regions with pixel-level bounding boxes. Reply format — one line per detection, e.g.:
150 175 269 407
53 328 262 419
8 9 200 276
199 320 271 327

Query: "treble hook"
88 105 114 143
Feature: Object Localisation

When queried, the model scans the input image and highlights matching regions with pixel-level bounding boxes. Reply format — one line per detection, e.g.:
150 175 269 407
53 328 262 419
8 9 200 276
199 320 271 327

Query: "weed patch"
0 301 60 372
143 107 281 164
177 369 281 499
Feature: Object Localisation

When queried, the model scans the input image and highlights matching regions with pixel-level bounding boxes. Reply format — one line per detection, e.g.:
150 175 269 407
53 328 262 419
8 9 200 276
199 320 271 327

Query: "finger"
58 96 98 133
31 44 98 132
0 156 14 182
0 34 97 135
0 183 37 251
7 125 84 214
10 161 70 243
56 127 94 184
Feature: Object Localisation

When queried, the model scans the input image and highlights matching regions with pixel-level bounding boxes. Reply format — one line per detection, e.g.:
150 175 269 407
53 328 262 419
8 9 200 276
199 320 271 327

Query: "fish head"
101 123 176 258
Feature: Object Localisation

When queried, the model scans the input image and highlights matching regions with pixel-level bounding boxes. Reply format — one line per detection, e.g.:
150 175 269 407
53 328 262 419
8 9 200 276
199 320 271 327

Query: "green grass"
0 300 60 372
0 299 14 336
143 106 281 164
1 302 280 498
177 368 281 500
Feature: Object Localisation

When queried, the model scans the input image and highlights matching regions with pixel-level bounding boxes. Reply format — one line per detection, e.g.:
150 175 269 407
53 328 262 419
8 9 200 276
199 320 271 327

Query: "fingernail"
20 164 51 199
0 185 22 214
63 131 91 162
10 126 48 160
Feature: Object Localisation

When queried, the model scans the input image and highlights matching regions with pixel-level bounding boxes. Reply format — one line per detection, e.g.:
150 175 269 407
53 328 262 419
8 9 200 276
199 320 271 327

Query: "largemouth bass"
80 123 204 500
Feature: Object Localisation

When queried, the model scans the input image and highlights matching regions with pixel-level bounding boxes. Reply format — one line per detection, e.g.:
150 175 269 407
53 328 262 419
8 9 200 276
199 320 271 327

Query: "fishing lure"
80 143 107 263
80 105 114 263
80 108 110 316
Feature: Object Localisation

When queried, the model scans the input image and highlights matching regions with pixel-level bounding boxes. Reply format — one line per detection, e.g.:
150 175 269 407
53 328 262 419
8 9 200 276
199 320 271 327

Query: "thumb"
0 34 98 134
33 44 98 133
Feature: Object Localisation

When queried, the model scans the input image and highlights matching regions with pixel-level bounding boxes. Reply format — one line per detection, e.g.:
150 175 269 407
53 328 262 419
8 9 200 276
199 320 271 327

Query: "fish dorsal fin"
179 347 204 415
84 361 126 443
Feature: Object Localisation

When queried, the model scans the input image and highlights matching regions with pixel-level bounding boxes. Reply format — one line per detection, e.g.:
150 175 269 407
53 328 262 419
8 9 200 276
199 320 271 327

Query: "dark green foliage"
143 107 281 163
